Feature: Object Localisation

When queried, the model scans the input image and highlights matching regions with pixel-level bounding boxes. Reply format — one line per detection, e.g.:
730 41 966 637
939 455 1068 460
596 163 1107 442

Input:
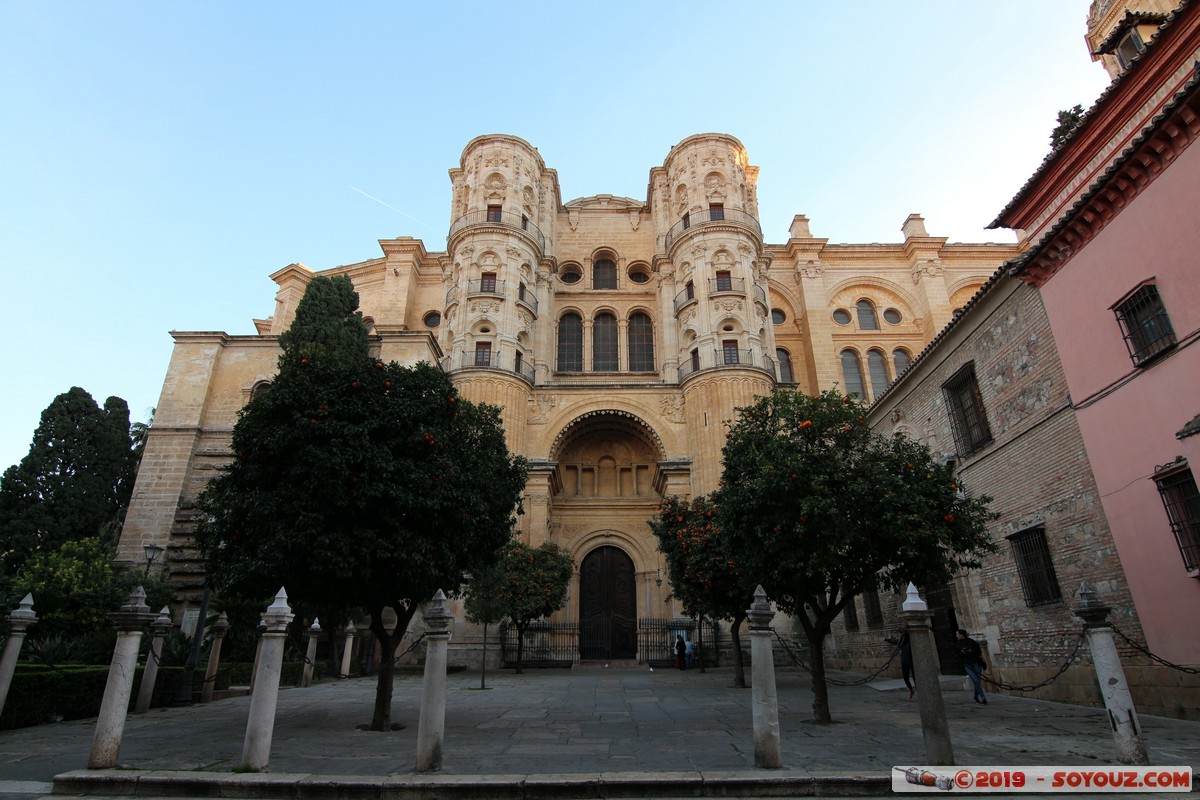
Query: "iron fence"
496 618 721 668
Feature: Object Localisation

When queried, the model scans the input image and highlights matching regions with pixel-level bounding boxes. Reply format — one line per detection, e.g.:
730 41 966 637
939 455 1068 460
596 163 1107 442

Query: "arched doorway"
579 545 637 660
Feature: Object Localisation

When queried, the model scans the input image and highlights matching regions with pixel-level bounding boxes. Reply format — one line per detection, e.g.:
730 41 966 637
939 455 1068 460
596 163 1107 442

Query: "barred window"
1153 462 1200 571
856 300 879 330
627 312 655 372
1113 283 1176 366
943 363 992 456
842 598 860 632
593 312 618 370
776 348 794 384
862 590 884 628
1008 527 1062 607
867 349 889 401
593 259 617 290
841 349 865 400
557 313 583 372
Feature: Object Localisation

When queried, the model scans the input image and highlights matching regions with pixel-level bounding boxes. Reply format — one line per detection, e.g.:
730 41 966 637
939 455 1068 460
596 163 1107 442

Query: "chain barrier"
771 628 901 686
980 628 1089 692
1111 622 1200 675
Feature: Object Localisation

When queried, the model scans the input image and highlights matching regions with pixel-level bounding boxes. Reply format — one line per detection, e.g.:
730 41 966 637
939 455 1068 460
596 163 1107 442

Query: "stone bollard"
134 606 174 713
340 622 356 678
416 590 453 772
249 617 266 693
900 583 955 766
89 587 158 768
1074 582 1150 765
0 594 38 719
201 612 231 703
746 585 782 769
240 588 294 771
302 618 321 688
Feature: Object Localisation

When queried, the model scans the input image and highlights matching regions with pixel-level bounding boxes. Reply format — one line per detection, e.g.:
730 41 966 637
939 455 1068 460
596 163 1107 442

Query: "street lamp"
655 568 663 587
143 543 165 577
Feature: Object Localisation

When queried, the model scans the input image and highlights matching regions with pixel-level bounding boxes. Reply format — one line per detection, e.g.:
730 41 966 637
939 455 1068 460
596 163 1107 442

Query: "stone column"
134 606 173 713
1074 582 1150 765
0 594 38 719
249 618 266 693
746 585 782 768
900 584 955 766
302 618 321 688
340 623 356 678
416 590 453 772
240 589 294 771
89 588 158 768
201 612 231 703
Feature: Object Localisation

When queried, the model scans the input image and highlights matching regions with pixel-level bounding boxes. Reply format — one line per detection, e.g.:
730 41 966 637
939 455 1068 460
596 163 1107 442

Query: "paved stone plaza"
1 666 1197 798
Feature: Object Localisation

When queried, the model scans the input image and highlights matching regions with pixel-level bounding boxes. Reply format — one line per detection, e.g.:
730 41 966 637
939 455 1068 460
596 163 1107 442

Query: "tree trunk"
697 616 706 674
805 627 832 723
730 614 746 688
480 622 488 689
367 602 418 731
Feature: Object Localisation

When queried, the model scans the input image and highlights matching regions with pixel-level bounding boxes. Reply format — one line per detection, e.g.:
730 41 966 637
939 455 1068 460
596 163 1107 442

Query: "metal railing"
516 287 538 315
639 618 721 668
467 278 507 297
441 350 535 384
448 209 546 253
708 276 746 295
678 348 778 382
674 286 698 314
753 283 767 307
495 618 721 667
445 285 459 306
664 207 762 252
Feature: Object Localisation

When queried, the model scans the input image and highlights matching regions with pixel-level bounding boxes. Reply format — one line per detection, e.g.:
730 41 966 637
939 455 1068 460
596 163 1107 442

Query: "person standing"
674 634 686 670
684 637 695 669
885 630 914 699
956 628 987 705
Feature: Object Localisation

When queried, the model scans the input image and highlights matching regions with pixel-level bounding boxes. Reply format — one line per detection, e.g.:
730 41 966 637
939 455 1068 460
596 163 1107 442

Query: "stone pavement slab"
0 667 1197 798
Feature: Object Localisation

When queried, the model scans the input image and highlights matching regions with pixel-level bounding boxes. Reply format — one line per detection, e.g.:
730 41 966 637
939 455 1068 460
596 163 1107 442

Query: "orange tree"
717 389 995 723
195 276 526 731
649 495 755 686
463 540 573 674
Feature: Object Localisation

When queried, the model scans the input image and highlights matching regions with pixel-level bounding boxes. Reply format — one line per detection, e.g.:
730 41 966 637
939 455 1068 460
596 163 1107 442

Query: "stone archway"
579 545 637 660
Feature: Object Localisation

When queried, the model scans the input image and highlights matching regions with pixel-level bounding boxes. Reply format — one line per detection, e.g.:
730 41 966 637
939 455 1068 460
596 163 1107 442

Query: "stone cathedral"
118 133 1019 662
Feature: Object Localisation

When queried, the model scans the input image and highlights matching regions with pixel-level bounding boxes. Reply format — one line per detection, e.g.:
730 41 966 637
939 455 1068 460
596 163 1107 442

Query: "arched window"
250 381 272 400
628 312 655 372
593 259 617 290
776 348 794 383
856 299 879 330
867 349 889 400
841 349 865 400
593 312 618 370
558 313 583 371
893 348 912 375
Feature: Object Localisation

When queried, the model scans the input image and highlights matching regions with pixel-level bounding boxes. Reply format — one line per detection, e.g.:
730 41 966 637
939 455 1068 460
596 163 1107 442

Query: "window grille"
862 590 884 628
1008 527 1062 606
841 349 865 400
1154 463 1200 571
943 364 992 455
627 312 655 372
593 259 617 290
1114 283 1176 366
593 313 618 370
557 313 582 371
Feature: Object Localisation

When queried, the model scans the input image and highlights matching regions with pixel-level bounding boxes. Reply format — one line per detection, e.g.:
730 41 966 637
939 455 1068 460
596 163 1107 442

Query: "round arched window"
883 308 902 325
629 269 651 284
423 311 441 328
832 309 852 325
560 266 582 284
771 308 786 325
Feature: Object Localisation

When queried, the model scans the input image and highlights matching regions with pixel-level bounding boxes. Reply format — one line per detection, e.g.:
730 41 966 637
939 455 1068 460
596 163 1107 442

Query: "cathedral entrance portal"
579 546 637 660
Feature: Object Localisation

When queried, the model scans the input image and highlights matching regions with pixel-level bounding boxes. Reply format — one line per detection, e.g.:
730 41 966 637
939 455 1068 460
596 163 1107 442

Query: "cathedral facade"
118 133 1018 661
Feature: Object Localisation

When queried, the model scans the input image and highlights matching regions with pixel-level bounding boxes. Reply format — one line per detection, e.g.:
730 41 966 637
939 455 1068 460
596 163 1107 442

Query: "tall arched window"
841 349 865 400
867 349 889 400
627 312 655 371
776 348 794 383
593 312 618 370
893 348 912 376
856 299 879 330
593 259 617 290
557 313 583 371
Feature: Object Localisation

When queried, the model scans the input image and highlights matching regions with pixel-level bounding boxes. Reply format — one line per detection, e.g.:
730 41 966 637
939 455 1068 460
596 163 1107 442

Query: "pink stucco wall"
1038 139 1200 664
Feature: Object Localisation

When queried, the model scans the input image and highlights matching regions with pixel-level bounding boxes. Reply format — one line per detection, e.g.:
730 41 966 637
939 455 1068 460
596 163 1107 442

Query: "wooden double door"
579 546 637 660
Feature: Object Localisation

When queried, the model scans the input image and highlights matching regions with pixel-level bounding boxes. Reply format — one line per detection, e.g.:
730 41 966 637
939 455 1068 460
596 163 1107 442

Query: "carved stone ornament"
798 260 824 279
659 395 686 423
458 245 475 260
485 173 507 192
628 209 641 231
911 258 945 283
471 301 499 315
518 309 533 329
716 299 743 312
691 244 707 258
528 393 559 424
484 154 509 168
679 308 696 327
701 149 726 167
568 209 581 231
737 242 752 255
506 246 522 259
890 407 904 424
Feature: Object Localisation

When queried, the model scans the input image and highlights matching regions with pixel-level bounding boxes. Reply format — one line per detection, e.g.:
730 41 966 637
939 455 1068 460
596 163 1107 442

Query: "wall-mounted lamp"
143 543 165 577
655 568 663 588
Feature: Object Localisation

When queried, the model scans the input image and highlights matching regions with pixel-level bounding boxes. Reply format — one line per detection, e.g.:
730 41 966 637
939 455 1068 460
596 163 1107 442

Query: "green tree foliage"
12 536 173 647
718 390 996 723
0 388 140 577
195 275 527 730
464 541 573 674
649 495 754 686
1050 104 1085 150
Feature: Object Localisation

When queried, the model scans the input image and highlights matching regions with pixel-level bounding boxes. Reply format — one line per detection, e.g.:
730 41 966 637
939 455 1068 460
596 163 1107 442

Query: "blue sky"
0 1 1112 472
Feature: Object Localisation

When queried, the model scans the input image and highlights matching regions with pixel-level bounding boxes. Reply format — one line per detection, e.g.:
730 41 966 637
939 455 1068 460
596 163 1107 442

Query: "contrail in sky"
350 186 435 231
